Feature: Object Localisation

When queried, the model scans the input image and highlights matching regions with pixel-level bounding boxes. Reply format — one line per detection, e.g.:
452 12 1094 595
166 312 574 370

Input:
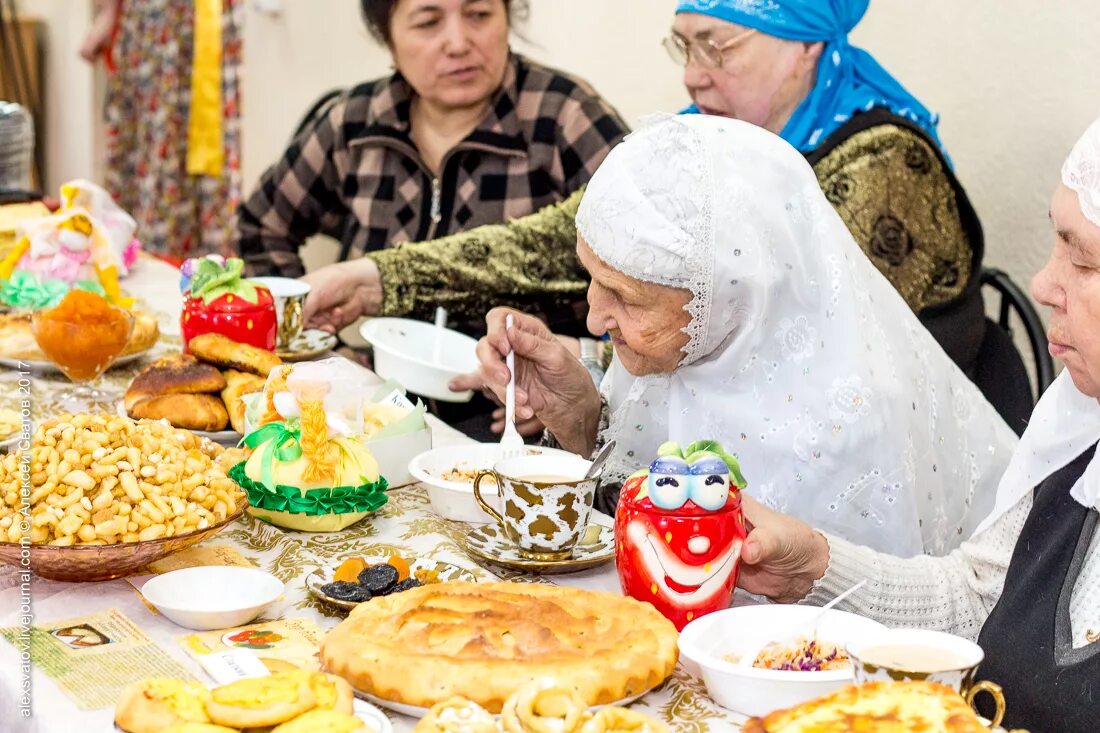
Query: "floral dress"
104 0 242 260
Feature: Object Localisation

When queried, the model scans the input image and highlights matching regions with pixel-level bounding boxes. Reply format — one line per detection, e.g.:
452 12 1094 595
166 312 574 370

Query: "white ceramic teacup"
847 628 1005 728
249 276 311 348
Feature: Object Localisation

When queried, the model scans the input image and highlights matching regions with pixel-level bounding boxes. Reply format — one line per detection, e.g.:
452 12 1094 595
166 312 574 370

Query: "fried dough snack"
189 332 282 376
417 697 498 733
502 683 589 733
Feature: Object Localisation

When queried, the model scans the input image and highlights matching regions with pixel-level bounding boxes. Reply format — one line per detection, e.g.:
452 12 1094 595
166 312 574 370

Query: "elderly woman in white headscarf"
733 116 1100 732
474 114 1016 557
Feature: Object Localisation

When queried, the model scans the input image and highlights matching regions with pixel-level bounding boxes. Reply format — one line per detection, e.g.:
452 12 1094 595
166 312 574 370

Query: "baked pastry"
129 393 230 432
270 708 367 733
741 680 988 732
114 677 212 733
321 582 679 712
308 672 355 715
502 683 588 733
417 697 498 733
0 308 159 361
160 725 239 733
580 707 670 733
189 332 282 376
204 672 317 728
125 353 227 412
222 368 267 434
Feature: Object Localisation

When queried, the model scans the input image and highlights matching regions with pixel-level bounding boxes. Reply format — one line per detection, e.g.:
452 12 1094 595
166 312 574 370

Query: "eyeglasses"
662 28 758 69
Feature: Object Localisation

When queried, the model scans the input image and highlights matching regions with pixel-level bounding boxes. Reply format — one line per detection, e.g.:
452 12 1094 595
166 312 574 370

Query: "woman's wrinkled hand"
302 257 383 333
458 308 600 454
448 371 549 437
738 495 831 604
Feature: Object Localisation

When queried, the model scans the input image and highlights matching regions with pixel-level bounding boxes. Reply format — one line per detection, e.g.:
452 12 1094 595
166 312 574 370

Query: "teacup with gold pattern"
472 452 598 561
848 629 1006 728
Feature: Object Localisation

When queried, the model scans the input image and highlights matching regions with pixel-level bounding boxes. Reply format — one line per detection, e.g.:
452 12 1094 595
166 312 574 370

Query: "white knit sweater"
806 491 1100 648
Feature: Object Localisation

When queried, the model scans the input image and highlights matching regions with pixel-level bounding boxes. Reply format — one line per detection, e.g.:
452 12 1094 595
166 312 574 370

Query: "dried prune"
389 578 422 594
321 581 371 603
358 564 399 593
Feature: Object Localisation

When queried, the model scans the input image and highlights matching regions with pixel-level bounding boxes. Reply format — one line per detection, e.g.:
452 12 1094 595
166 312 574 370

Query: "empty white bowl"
360 317 479 402
409 443 583 523
140 566 283 630
678 604 886 718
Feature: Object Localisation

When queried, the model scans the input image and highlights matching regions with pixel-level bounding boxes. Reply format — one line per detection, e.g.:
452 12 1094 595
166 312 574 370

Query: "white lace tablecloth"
0 256 747 733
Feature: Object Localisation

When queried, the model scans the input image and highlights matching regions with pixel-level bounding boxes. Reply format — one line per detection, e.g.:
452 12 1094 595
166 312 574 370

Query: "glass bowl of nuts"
0 412 249 581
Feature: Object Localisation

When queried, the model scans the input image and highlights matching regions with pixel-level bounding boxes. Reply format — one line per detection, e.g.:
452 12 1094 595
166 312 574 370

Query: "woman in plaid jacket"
238 0 626 339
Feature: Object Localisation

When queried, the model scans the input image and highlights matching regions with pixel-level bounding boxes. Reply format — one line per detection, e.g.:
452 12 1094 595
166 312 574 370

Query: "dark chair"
290 89 358 262
972 268 1056 435
292 88 344 139
982 268 1056 396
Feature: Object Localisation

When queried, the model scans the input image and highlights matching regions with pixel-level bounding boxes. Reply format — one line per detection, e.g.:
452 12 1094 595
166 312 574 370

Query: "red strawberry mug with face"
615 440 747 630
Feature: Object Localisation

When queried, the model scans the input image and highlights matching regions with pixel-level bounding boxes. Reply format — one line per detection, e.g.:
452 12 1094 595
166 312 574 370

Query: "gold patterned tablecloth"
0 255 746 732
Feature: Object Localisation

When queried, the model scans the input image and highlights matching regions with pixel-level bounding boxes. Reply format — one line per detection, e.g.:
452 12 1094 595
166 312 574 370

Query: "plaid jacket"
238 53 628 277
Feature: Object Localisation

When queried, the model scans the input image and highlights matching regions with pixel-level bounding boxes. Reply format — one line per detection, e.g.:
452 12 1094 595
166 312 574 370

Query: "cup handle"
472 471 505 528
966 680 1005 729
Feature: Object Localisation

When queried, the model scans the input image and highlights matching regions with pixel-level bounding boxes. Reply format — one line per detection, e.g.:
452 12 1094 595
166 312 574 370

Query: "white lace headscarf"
973 116 1100 535
576 114 1017 556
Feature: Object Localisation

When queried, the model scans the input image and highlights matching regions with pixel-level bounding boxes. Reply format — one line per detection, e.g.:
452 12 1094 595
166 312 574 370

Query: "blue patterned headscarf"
676 0 946 155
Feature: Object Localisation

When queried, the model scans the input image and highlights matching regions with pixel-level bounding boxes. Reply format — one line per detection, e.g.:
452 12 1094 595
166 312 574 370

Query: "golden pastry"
502 683 588 733
416 696 498 733
270 708 368 733
741 680 990 732
321 582 679 713
189 332 282 376
204 672 317 728
579 707 670 733
308 672 355 715
128 393 230 432
125 353 227 411
114 678 211 733
160 724 240 733
222 368 267 433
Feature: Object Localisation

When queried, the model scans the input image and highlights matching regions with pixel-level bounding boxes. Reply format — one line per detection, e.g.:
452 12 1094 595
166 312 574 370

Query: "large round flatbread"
320 582 679 713
0 309 159 361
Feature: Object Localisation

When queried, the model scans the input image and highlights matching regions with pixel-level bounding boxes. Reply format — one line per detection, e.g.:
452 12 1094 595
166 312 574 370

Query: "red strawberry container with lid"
179 256 276 351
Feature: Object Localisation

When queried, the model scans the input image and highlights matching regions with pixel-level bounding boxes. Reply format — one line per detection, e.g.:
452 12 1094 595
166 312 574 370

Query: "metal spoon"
584 439 617 479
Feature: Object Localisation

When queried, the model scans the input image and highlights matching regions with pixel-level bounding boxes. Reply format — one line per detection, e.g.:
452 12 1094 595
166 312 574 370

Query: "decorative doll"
180 256 277 351
229 359 389 531
615 440 748 630
0 180 140 309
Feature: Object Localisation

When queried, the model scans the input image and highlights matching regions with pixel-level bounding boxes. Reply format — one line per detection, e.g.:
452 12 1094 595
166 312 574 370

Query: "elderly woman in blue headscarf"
306 0 1020 434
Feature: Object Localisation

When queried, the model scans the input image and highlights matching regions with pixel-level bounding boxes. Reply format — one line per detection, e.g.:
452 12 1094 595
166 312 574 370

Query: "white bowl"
409 443 581 523
678 604 886 717
140 567 283 630
360 317 479 402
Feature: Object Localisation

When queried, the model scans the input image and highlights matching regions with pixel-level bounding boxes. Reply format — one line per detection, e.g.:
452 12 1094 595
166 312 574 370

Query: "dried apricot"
386 554 411 582
333 557 367 583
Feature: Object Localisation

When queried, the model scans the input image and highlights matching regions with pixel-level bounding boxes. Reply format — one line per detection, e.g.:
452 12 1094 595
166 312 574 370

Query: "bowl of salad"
678 604 886 717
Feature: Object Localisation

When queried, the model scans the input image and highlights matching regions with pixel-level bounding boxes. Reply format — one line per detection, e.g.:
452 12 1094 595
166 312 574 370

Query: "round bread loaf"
321 582 679 713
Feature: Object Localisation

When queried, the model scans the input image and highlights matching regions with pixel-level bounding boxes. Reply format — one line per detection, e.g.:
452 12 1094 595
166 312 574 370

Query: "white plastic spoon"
736 579 868 668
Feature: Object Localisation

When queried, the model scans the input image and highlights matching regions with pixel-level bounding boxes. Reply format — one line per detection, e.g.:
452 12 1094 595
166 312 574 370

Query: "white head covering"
972 116 1100 535
576 114 1017 556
